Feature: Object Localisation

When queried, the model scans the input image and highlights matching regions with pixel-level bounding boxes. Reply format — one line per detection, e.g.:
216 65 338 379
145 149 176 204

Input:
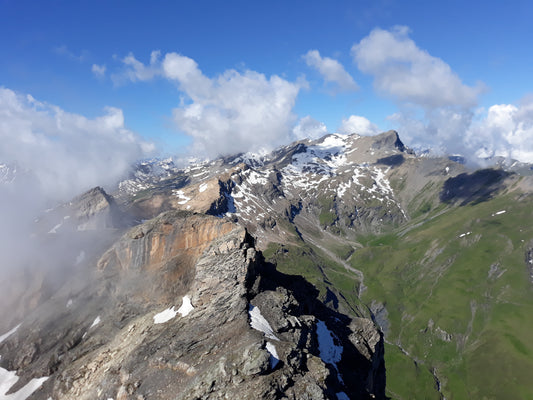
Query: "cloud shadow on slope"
439 169 511 206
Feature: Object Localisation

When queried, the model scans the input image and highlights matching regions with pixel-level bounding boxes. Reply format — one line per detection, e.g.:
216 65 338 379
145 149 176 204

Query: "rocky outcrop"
0 211 385 399
125 165 245 221
526 242 533 284
247 261 386 399
69 186 127 230
370 130 406 152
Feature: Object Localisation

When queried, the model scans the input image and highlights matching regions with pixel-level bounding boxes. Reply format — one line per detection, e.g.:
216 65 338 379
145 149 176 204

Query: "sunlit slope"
352 191 533 399
264 170 533 399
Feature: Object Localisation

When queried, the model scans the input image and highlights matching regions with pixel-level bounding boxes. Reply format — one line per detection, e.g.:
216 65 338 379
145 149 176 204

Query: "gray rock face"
0 211 384 399
370 130 406 152
69 186 127 230
526 243 533 284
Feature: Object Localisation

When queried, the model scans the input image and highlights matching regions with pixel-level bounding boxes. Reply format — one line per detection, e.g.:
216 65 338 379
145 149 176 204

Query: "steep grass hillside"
352 189 533 399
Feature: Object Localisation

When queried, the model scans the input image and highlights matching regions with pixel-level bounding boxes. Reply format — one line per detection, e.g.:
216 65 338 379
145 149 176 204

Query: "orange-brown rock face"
96 211 247 304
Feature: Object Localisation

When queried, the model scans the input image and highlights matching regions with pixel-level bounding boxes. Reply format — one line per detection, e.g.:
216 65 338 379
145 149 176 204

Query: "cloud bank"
0 87 153 304
468 100 533 163
350 26 533 163
0 87 153 200
108 33 533 165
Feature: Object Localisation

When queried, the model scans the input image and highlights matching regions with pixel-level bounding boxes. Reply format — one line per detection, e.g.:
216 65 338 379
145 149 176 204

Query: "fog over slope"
0 87 152 294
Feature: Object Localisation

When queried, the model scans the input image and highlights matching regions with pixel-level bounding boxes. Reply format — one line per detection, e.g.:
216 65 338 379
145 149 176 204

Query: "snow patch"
492 210 506 216
90 316 101 328
199 183 208 193
177 295 194 317
192 170 208 178
337 179 352 198
0 325 20 344
248 305 279 340
458 232 472 238
246 170 269 186
316 320 342 365
48 222 62 234
153 307 177 324
0 366 48 400
336 392 350 400
66 299 73 308
265 341 279 369
173 190 191 205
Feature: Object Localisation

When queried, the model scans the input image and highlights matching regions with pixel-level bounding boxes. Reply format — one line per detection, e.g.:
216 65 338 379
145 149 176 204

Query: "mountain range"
1 130 533 399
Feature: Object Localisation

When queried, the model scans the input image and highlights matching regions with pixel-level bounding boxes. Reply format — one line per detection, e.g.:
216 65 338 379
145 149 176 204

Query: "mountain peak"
371 130 406 152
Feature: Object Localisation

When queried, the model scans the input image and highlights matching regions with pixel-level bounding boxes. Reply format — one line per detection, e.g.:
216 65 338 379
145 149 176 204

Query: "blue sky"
1 0 533 171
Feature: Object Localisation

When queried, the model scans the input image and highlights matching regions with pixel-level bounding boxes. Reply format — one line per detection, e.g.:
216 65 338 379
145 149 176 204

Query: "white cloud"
0 87 153 200
352 26 482 108
303 50 358 92
351 26 503 162
293 116 328 140
160 52 303 157
92 64 106 78
387 108 473 155
162 53 212 100
388 98 533 164
54 45 89 62
467 100 533 163
112 50 162 84
337 115 379 136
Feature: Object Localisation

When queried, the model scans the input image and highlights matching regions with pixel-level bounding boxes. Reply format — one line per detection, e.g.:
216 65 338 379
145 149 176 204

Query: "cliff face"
0 210 385 400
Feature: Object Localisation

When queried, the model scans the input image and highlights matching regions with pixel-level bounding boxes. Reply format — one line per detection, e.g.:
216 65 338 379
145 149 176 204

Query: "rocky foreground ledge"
0 210 384 400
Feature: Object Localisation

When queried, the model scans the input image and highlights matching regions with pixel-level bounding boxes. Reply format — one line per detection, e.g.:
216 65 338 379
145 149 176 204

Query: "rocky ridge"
0 208 384 399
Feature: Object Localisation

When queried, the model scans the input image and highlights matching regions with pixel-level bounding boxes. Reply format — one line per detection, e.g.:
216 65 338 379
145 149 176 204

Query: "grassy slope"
351 192 533 399
264 185 533 399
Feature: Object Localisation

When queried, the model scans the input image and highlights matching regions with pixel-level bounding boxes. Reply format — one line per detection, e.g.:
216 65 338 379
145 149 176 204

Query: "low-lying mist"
0 88 152 329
